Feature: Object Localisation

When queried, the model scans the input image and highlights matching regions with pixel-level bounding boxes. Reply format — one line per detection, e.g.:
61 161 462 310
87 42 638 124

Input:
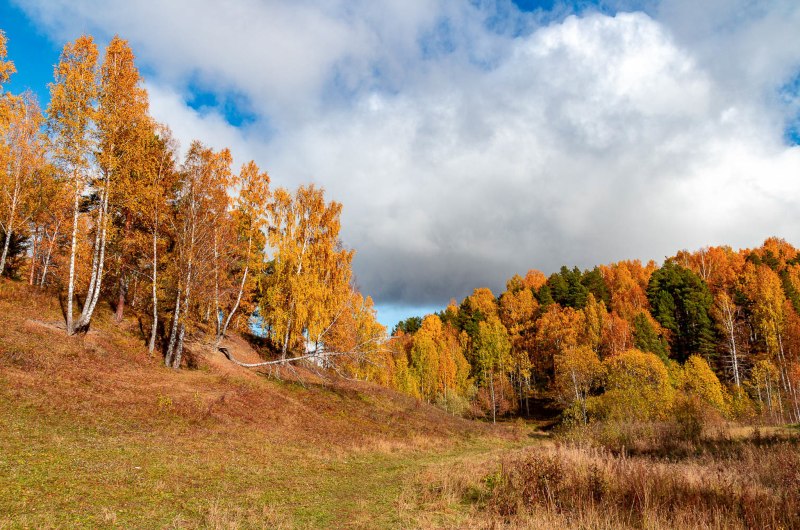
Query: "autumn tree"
711 291 745 387
26 159 65 286
474 315 511 423
214 160 270 347
600 260 655 320
499 280 537 412
139 123 179 353
407 314 469 408
46 35 98 334
555 345 603 425
260 185 353 360
325 291 388 381
599 349 673 422
165 142 232 368
534 304 582 381
1 93 46 276
0 30 14 126
94 36 150 324
748 359 782 421
743 263 798 420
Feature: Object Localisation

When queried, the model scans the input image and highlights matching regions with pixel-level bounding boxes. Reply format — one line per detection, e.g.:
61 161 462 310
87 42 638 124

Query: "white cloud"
16 1 800 309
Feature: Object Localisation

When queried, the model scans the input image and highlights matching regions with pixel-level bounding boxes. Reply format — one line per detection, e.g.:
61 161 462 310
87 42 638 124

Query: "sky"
2 0 800 329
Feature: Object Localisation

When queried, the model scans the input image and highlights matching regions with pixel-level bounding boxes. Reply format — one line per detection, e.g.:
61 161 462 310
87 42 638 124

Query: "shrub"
596 349 673 422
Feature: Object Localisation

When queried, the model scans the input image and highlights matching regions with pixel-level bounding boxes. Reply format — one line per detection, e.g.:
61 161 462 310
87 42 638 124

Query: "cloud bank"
15 0 800 311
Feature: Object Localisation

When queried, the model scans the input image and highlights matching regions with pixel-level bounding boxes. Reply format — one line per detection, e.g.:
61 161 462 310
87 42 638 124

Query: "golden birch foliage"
97 36 149 189
499 286 536 384
219 160 270 330
392 346 421 399
499 287 537 335
751 237 798 270
601 312 633 357
262 185 353 354
0 30 14 87
47 35 98 183
675 246 745 294
173 142 232 328
523 269 547 291
534 305 583 377
475 316 512 383
744 263 786 359
600 348 672 421
581 292 607 352
465 287 498 320
0 30 14 126
681 355 728 414
555 345 604 423
411 315 442 400
407 314 469 401
1 93 45 233
748 359 781 414
326 291 387 381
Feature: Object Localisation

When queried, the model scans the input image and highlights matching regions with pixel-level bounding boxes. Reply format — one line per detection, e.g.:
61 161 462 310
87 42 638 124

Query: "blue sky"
2 0 800 330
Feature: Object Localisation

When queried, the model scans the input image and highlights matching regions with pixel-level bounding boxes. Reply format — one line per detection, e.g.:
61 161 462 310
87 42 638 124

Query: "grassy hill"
0 282 526 528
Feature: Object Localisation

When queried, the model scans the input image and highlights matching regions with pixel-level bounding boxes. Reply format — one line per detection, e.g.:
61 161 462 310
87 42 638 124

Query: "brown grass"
404 429 800 529
0 281 502 454
0 280 522 528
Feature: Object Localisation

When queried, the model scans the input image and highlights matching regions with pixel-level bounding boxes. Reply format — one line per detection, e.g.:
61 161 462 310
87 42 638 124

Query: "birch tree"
214 160 270 347
140 123 178 354
1 92 45 276
260 185 353 360
46 35 98 334
92 35 149 326
165 141 231 369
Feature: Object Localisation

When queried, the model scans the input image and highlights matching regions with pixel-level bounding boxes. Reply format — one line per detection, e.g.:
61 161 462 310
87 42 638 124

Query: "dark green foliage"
547 266 588 308
581 267 611 307
544 266 610 309
649 264 716 362
536 284 554 308
393 316 422 336
780 271 800 314
646 261 716 363
632 312 669 363
454 298 487 340
0 229 28 280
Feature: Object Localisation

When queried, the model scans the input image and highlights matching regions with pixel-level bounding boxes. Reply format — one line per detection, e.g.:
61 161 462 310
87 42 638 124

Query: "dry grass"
0 280 521 528
404 429 800 529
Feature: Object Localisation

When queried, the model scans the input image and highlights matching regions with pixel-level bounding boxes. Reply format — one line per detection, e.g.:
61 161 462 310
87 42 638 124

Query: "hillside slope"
0 282 521 528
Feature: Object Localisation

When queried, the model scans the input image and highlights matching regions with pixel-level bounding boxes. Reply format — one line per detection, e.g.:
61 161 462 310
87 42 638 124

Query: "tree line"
0 31 384 369
387 239 800 425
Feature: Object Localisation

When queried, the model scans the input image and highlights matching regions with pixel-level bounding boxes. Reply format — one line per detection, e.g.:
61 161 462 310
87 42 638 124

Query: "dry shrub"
482 440 800 529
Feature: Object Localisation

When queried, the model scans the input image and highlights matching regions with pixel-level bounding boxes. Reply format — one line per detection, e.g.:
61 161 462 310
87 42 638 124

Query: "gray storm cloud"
16 0 800 307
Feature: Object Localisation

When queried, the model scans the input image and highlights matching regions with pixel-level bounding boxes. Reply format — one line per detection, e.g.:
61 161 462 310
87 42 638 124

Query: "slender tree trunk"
216 236 252 348
165 289 181 367
76 175 110 330
213 227 220 336
27 226 38 285
173 272 192 370
40 222 59 288
172 251 193 370
721 299 741 387
0 224 12 277
489 371 496 424
0 178 21 277
148 222 159 355
66 174 81 334
115 211 133 323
